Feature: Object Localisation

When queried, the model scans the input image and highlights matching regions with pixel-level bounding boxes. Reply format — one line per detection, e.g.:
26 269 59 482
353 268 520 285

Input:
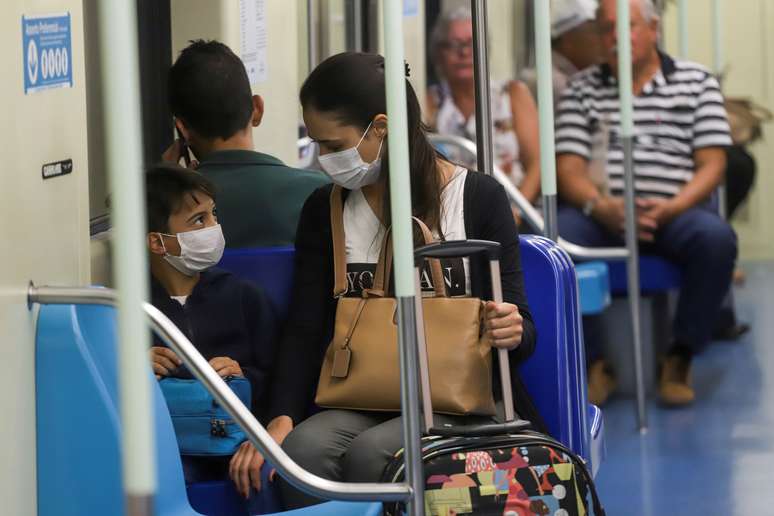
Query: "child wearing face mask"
145 164 278 495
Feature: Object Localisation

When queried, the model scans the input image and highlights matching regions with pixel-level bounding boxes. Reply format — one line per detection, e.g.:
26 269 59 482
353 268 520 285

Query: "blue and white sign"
22 13 73 94
403 0 419 17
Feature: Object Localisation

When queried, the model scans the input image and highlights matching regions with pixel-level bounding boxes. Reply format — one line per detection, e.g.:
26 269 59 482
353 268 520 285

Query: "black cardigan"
269 171 545 430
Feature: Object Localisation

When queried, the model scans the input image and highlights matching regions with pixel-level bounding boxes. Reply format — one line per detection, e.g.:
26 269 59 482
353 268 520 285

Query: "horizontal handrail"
28 284 413 503
426 133 629 261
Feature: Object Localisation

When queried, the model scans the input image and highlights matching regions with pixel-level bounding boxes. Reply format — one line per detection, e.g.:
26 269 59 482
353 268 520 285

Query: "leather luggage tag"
332 348 352 378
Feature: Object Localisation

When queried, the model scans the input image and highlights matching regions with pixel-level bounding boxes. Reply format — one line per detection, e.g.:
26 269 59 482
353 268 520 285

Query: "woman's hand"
150 346 182 379
484 301 523 350
208 356 243 378
229 416 294 498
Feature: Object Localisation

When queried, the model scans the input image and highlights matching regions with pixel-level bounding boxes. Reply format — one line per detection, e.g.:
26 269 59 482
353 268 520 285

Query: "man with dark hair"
145 163 278 496
165 40 327 247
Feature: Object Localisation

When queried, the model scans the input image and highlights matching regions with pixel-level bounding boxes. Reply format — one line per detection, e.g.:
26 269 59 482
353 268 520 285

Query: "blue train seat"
576 261 611 315
35 301 381 516
606 255 682 295
36 303 198 516
219 247 295 319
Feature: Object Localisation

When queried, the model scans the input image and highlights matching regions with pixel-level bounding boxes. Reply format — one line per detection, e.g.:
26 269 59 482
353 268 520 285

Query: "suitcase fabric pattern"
422 443 589 516
383 433 600 516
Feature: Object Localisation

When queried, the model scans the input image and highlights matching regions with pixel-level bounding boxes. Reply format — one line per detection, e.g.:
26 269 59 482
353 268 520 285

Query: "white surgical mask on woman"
318 121 384 189
158 224 225 276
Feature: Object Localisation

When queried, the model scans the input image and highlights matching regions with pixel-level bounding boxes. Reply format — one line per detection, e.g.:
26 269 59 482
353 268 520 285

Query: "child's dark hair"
145 163 216 233
300 52 445 233
168 39 254 140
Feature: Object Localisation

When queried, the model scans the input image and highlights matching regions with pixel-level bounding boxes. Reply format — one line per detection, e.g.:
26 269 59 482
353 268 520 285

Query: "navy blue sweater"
151 268 278 423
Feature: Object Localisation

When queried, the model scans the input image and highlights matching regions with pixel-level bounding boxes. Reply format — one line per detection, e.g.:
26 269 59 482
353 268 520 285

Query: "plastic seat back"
607 255 682 295
219 247 296 320
36 303 200 516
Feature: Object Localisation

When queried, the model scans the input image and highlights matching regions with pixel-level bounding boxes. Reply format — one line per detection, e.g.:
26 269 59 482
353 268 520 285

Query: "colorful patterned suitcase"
382 431 603 516
382 241 605 516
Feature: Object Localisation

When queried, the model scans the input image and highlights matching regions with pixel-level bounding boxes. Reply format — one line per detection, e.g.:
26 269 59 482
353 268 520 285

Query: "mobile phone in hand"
175 126 192 167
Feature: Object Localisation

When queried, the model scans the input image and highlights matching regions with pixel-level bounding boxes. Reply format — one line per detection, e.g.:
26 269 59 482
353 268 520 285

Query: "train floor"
595 261 773 515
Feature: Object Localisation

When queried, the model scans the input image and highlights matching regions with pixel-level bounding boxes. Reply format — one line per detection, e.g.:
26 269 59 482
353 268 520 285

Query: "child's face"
152 190 217 257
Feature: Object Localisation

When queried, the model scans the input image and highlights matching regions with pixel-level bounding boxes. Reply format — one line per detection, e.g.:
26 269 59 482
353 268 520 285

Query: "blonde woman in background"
426 7 542 207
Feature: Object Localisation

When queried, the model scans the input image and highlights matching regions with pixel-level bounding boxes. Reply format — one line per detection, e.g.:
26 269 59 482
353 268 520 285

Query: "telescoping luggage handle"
413 240 532 437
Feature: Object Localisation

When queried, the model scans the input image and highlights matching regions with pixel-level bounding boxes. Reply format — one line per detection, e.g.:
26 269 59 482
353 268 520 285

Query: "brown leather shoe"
659 354 695 406
588 359 617 406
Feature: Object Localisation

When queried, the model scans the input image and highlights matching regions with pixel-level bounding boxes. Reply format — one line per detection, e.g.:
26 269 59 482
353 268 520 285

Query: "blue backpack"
160 376 251 456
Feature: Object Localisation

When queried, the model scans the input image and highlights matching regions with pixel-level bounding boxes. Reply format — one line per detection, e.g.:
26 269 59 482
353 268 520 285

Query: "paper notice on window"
240 0 267 85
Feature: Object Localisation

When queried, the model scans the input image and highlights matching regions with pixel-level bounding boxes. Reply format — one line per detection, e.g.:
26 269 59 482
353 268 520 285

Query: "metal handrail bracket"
28 284 412 503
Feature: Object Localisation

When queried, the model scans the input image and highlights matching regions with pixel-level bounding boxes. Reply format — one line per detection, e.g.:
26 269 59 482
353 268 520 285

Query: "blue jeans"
558 205 737 358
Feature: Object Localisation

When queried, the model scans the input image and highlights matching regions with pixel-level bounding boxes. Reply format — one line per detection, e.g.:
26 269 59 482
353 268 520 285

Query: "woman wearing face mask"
144 164 278 495
248 52 542 508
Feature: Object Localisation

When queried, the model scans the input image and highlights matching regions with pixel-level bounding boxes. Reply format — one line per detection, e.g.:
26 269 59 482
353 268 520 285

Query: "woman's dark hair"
300 52 445 234
145 163 216 233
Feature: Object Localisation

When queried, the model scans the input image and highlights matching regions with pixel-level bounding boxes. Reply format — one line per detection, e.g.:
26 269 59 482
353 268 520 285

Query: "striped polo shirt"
555 52 732 198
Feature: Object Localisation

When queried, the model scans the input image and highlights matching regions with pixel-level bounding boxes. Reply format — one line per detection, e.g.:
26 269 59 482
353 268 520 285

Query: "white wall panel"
0 0 91 513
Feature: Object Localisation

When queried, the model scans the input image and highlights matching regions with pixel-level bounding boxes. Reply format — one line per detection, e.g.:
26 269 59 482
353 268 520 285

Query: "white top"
171 295 188 306
432 80 523 185
343 168 470 297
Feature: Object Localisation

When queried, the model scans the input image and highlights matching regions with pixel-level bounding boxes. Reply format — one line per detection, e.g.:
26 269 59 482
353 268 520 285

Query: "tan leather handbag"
314 186 495 416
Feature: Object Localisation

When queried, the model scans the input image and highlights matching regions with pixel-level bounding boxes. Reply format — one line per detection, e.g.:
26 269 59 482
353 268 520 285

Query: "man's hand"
208 356 243 378
229 416 294 498
161 139 198 169
592 196 668 242
150 346 182 379
637 197 678 226
592 196 626 234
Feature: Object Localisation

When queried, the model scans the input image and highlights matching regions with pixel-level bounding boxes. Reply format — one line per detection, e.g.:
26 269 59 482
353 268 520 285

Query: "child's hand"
209 356 243 378
150 346 182 378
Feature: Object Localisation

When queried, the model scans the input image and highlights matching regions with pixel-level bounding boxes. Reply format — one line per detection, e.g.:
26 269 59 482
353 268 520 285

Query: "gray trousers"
279 409 491 509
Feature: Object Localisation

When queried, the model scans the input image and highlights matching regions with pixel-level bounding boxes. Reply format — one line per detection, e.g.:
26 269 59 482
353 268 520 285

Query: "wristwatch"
582 195 601 217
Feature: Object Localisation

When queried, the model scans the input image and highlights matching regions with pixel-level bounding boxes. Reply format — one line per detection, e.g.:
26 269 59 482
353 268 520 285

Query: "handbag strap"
331 186 349 297
330 185 446 298
340 298 368 351
368 219 446 298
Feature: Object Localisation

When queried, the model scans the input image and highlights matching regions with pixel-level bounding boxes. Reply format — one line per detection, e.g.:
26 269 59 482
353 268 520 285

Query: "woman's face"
438 19 475 83
303 106 386 163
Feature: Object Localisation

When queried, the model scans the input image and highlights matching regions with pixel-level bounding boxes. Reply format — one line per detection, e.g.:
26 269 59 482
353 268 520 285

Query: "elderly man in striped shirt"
554 0 737 406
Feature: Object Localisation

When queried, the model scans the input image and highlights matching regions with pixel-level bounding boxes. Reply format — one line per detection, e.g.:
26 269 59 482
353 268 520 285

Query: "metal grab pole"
471 0 494 176
712 0 728 219
383 2 425 515
534 0 559 241
712 0 724 76
470 1 516 400
307 0 319 72
677 0 688 58
617 0 648 432
96 1 156 514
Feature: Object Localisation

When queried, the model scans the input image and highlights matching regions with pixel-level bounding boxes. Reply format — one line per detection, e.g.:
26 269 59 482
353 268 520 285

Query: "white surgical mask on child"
317 121 384 189
158 224 225 276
